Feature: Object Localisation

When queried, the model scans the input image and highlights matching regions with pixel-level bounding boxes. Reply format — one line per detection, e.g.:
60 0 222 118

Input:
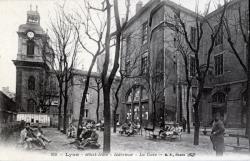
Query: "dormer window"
27 40 34 56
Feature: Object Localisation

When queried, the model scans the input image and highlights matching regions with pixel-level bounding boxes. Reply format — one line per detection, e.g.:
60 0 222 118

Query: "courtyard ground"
0 127 250 160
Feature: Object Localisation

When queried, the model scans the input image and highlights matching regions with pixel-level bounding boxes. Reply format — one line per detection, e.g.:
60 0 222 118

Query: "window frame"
212 92 226 103
142 21 148 45
27 99 36 113
189 55 196 77
28 76 35 90
214 24 223 46
141 51 149 75
27 40 35 57
190 27 196 46
84 109 89 118
214 53 224 76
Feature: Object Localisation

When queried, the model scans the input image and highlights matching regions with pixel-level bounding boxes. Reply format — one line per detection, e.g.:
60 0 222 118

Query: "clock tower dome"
13 6 51 113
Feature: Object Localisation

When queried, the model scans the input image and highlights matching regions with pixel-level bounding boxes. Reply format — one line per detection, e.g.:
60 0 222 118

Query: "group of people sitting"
76 122 100 149
19 123 51 150
158 123 182 139
120 121 140 136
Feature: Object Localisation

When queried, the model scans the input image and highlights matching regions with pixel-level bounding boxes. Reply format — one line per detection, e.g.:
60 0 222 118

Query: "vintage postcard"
0 0 249 160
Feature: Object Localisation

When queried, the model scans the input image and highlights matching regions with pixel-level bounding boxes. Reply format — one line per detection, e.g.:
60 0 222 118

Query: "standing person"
182 117 187 132
210 115 225 156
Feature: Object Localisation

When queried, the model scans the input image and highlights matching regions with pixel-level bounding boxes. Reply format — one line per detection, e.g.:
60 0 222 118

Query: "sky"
0 0 221 93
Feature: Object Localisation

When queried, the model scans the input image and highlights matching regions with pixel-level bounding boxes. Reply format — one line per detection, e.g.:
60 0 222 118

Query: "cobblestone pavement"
1 127 249 157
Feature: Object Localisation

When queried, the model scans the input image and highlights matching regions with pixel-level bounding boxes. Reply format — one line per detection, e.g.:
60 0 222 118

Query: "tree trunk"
152 101 156 128
246 39 250 151
131 89 135 122
113 111 117 133
58 83 63 130
113 76 123 133
193 81 203 145
186 84 191 134
77 54 99 138
193 103 200 145
139 86 143 134
63 82 68 134
103 86 111 153
63 96 68 134
179 84 182 122
77 92 87 137
96 89 100 123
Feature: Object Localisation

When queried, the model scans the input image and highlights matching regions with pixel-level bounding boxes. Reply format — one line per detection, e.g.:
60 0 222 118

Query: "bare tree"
172 31 195 134
165 1 228 145
42 7 79 133
65 0 106 138
112 44 142 133
36 70 58 114
88 77 102 123
223 0 249 148
99 0 130 153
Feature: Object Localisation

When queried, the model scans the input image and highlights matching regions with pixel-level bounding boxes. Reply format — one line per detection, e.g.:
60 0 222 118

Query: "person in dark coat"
210 115 225 156
182 117 187 132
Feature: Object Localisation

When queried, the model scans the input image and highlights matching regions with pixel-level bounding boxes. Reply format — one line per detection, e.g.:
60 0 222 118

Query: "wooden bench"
225 134 249 151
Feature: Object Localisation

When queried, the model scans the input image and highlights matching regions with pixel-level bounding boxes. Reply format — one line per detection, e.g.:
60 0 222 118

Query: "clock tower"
13 6 51 113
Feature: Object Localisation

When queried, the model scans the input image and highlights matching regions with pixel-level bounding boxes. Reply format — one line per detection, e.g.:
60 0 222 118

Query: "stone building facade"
67 70 121 125
198 0 249 127
119 0 198 126
120 0 249 128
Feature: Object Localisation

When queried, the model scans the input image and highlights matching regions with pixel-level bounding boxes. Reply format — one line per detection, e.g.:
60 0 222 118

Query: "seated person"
78 127 99 149
35 125 51 144
95 121 101 129
120 122 129 134
166 124 180 136
67 124 76 138
127 123 135 136
135 122 140 129
79 127 92 142
20 123 41 149
165 125 175 136
86 122 93 129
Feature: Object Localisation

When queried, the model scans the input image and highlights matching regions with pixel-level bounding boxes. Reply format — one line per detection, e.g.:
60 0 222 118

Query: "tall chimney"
136 1 143 13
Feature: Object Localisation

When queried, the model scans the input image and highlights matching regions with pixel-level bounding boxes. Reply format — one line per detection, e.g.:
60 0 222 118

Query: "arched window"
27 40 35 56
28 76 35 90
212 92 225 103
27 99 36 113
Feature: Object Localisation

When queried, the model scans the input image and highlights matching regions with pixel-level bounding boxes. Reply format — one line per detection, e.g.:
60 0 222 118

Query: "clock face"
27 31 34 39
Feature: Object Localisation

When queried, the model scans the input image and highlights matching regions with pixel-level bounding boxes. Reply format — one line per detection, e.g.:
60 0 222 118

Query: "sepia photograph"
0 0 249 160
